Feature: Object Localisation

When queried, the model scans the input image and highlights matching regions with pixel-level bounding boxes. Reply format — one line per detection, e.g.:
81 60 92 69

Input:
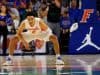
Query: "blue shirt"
0 14 13 26
69 8 79 23
60 16 72 29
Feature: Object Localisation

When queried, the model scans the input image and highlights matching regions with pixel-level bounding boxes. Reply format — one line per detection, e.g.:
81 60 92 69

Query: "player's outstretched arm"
16 21 30 49
17 22 25 36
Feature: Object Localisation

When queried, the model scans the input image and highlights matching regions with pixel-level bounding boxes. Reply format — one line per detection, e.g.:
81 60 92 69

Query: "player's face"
27 16 34 23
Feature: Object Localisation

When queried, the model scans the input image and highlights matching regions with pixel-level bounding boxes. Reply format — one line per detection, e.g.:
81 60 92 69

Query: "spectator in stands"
14 0 26 8
47 0 61 39
61 3 68 15
26 1 37 17
10 5 20 30
69 0 79 23
18 1 27 22
0 4 13 55
1 0 7 5
26 1 33 12
38 1 48 24
60 11 71 34
32 0 41 12
60 10 71 53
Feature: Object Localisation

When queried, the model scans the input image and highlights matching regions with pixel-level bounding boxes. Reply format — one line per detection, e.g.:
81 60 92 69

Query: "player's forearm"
17 22 25 36
17 30 22 37
17 29 25 42
16 33 24 41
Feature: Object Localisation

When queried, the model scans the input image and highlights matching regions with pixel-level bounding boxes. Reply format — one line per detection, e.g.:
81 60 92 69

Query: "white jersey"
21 18 52 43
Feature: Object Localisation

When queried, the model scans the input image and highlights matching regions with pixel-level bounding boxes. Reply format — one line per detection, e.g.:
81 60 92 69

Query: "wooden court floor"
0 55 100 75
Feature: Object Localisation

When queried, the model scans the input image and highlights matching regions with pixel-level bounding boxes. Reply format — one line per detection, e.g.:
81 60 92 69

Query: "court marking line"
2 65 100 71
0 72 8 74
51 69 87 75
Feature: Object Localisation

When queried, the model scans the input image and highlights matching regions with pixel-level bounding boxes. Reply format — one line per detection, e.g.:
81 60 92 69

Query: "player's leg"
8 35 19 56
49 35 64 64
3 35 19 65
49 35 60 55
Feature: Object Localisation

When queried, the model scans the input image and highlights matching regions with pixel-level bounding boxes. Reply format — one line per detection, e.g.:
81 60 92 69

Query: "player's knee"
49 35 58 41
11 35 18 41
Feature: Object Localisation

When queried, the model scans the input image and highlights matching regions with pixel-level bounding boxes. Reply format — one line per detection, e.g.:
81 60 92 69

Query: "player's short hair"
26 12 37 17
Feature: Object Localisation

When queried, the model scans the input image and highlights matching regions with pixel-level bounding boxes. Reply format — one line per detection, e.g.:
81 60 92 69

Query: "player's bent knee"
10 35 19 42
49 35 58 41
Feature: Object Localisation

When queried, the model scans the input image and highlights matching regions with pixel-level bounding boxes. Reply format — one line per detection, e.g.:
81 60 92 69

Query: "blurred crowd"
0 0 99 55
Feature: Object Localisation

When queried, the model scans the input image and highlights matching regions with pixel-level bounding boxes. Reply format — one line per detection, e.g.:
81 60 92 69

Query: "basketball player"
3 12 64 65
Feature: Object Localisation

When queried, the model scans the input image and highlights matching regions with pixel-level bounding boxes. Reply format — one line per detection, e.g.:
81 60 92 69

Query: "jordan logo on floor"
76 27 100 51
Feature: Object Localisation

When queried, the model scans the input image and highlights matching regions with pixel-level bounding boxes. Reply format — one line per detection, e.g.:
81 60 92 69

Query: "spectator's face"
71 0 77 8
29 2 33 8
67 13 69 17
1 5 7 13
51 0 55 4
27 16 34 23
63 13 69 17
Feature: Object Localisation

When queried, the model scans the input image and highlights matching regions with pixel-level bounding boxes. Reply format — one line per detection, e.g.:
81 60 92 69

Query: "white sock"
56 54 60 58
8 55 13 59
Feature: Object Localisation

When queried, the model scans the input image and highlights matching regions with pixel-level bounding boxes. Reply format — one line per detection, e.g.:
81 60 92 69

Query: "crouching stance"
3 12 64 65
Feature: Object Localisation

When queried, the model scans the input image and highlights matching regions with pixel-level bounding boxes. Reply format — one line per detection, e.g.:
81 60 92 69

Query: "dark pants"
0 26 8 55
60 29 70 54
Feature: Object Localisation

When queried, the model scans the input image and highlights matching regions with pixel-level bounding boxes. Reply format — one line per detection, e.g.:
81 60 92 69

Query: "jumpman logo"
76 27 100 51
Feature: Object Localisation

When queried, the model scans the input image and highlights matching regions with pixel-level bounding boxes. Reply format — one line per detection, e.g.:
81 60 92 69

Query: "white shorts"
21 29 53 43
